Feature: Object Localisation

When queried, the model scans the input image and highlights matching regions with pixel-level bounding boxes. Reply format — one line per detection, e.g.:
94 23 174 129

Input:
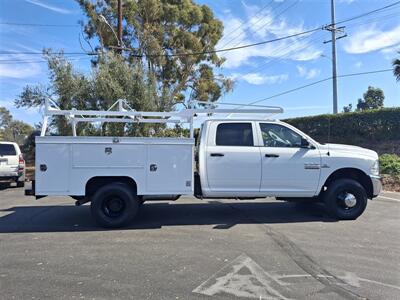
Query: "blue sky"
0 0 399 126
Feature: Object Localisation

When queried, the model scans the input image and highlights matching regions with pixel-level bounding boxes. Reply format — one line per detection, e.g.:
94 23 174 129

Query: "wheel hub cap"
343 193 357 208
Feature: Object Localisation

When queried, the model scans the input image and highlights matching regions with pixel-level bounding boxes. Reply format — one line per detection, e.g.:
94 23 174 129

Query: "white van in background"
0 142 25 187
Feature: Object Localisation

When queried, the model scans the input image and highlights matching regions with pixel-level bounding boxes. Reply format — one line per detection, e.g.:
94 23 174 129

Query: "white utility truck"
26 99 381 227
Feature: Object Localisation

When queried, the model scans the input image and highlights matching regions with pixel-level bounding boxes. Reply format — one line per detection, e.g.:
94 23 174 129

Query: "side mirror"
300 138 311 148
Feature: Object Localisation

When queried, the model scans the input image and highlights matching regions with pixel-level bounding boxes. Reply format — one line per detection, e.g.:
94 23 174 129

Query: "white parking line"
377 195 400 202
382 191 400 195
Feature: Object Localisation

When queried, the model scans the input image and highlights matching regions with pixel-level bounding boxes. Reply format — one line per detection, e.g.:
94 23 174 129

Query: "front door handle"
265 154 279 158
210 153 224 157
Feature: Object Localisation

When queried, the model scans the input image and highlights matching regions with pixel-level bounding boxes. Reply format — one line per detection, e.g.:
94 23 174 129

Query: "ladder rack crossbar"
40 98 284 138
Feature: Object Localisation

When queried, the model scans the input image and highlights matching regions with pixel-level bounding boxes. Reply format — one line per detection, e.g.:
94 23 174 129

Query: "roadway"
0 184 399 299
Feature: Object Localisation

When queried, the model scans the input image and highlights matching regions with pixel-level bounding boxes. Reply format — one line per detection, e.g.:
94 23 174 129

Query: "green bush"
284 108 400 144
380 154 400 176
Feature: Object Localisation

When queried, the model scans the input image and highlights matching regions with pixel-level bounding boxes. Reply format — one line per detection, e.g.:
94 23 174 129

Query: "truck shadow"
0 200 336 233
0 182 17 191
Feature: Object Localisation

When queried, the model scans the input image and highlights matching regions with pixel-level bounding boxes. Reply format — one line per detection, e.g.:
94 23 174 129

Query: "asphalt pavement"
0 183 399 299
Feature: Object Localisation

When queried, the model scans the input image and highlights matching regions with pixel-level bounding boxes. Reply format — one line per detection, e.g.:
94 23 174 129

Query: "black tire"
323 178 367 220
16 181 25 188
90 182 139 228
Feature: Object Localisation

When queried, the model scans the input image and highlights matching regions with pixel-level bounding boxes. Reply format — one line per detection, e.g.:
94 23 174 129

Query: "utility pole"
117 0 123 53
330 0 338 114
324 0 347 114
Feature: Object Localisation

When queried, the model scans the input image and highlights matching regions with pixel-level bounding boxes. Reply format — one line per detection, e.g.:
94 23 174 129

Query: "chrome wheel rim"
337 192 357 209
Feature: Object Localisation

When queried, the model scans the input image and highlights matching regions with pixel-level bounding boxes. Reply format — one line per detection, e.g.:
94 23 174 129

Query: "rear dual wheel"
90 183 139 228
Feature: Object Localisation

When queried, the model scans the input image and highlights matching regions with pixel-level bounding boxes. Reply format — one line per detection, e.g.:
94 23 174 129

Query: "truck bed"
35 136 195 196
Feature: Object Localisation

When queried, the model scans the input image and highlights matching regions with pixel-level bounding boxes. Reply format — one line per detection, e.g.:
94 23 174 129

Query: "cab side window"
216 123 254 146
260 123 302 147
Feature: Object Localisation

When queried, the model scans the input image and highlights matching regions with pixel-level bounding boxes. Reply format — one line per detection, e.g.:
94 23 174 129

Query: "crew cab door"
205 122 261 193
257 122 321 197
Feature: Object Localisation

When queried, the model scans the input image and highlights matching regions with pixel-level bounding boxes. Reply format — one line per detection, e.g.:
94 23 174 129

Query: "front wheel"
323 178 368 220
90 183 139 228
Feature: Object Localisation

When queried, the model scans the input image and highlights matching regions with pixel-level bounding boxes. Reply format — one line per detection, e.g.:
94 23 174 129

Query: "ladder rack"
40 98 284 138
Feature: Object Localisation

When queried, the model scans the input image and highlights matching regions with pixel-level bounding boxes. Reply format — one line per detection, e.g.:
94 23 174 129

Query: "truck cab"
197 120 321 198
196 119 381 218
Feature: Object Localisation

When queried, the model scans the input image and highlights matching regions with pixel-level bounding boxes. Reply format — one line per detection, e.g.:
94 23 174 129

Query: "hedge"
284 107 400 144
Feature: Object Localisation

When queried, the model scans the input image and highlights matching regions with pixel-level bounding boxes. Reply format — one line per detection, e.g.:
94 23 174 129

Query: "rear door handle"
210 153 224 157
265 154 279 158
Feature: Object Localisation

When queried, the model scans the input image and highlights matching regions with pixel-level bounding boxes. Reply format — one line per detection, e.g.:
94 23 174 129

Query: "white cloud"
0 52 42 79
343 24 400 54
0 63 41 79
217 5 321 69
354 61 363 68
231 72 288 85
0 100 14 110
25 0 73 14
296 65 320 79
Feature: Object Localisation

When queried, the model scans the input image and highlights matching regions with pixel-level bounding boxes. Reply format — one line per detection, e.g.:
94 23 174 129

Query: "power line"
338 69 394 78
219 0 283 48
224 0 299 50
218 0 275 47
239 31 324 77
0 57 92 64
1 2 398 59
0 22 79 27
343 10 400 29
178 27 321 56
255 8 399 111
335 0 400 25
244 68 393 106
0 51 97 56
0 27 323 57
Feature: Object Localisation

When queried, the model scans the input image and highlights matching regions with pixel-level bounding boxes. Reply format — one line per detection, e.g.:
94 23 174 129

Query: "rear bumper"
0 176 18 182
0 170 18 177
369 175 382 198
0 167 24 181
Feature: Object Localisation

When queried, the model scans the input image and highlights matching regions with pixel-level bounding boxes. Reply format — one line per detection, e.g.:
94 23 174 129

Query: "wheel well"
322 168 373 198
85 176 137 198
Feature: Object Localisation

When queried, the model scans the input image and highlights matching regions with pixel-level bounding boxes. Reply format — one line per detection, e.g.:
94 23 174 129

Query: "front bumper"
369 175 382 197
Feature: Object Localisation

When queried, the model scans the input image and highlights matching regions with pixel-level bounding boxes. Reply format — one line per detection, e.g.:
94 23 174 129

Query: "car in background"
0 142 25 187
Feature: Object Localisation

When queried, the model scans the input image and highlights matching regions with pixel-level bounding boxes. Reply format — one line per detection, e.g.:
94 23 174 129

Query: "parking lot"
0 184 399 300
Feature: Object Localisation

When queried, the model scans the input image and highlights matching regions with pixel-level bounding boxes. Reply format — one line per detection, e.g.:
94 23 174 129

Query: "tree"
393 52 400 82
77 0 233 107
0 106 12 129
0 106 33 143
16 52 163 136
342 103 352 113
356 86 384 111
3 121 34 144
15 1 233 136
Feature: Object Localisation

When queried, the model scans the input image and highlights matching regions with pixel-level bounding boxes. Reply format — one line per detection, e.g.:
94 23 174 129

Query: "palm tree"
394 52 400 82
